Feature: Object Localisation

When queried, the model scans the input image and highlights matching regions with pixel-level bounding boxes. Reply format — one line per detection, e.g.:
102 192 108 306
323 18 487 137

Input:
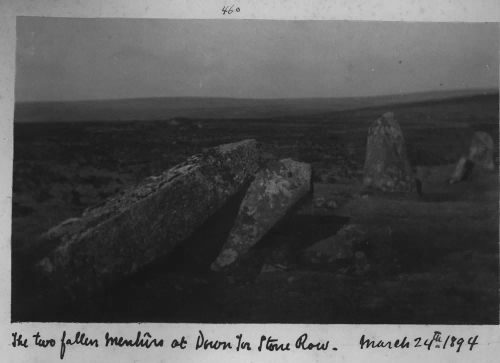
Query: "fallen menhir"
35 139 260 298
211 158 312 270
35 139 314 300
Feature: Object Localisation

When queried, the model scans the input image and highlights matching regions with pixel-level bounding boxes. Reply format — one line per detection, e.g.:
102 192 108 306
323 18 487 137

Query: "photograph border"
1 1 499 362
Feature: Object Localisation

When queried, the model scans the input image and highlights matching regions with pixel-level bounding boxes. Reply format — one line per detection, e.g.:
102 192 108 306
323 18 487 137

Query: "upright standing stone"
36 139 260 298
469 131 495 170
363 112 414 192
211 159 311 270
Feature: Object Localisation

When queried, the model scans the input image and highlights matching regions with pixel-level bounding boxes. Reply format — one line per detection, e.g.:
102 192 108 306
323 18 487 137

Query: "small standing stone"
449 156 474 184
468 131 495 170
449 131 495 184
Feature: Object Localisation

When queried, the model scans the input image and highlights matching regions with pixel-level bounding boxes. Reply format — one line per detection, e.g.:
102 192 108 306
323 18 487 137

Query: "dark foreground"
12 94 499 323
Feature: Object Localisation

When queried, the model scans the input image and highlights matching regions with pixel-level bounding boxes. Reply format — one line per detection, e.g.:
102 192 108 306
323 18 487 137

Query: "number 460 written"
222 5 240 15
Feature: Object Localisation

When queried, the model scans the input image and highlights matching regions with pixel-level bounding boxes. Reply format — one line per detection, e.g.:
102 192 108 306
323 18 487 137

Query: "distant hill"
14 89 498 123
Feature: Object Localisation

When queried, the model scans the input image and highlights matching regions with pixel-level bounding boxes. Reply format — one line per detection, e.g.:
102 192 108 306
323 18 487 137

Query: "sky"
15 18 499 102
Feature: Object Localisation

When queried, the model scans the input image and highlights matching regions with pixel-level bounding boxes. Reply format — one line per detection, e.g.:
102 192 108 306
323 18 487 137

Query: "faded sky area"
16 18 499 102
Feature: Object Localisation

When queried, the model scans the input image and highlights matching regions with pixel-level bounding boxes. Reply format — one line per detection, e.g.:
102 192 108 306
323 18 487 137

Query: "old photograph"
12 17 499 323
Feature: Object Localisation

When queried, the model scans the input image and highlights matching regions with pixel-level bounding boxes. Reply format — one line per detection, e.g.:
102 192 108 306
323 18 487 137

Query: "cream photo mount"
1 1 499 363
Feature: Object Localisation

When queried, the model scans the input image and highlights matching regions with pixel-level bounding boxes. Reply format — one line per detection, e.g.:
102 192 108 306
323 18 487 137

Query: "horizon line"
15 87 499 104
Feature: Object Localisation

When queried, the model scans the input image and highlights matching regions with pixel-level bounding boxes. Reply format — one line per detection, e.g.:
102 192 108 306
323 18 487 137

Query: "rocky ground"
11 94 499 323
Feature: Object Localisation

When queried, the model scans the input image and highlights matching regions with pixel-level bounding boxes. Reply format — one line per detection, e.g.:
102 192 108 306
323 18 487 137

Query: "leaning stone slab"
211 158 311 270
36 139 260 297
363 112 414 192
468 131 494 170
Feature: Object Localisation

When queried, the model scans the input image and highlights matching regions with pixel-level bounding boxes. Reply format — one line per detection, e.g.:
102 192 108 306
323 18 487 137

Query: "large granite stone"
36 139 260 298
363 112 414 192
211 158 312 270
